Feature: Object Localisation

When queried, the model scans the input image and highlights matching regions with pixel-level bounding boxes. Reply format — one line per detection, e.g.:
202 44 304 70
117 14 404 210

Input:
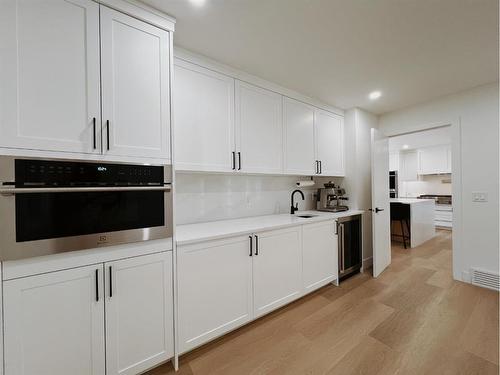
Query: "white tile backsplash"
175 173 342 225
399 174 452 198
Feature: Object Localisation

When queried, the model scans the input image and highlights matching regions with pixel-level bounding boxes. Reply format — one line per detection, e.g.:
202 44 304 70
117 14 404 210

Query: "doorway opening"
371 121 461 279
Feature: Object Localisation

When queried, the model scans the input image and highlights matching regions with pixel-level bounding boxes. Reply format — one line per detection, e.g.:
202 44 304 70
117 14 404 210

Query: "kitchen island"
390 198 435 248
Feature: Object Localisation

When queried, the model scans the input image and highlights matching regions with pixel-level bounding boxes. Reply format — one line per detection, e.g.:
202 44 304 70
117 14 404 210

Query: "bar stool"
390 203 410 249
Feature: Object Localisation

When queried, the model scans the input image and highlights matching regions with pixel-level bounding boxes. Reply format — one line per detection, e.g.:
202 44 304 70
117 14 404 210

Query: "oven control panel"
15 159 165 187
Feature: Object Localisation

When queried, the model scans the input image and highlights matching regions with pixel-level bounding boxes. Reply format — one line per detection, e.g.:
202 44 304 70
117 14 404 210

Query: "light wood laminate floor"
148 230 499 375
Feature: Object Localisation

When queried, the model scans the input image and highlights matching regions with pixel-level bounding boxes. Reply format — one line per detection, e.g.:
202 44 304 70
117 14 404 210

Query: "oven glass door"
16 190 165 242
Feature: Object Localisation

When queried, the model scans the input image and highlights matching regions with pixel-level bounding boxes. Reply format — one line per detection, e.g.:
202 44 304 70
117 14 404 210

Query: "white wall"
344 108 377 268
379 82 499 281
175 173 344 225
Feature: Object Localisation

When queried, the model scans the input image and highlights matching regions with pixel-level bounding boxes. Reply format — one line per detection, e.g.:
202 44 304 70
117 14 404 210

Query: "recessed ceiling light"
402 144 409 149
189 0 206 6
369 91 382 100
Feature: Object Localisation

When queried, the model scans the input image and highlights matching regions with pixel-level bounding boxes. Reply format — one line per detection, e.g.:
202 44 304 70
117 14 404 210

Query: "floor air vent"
471 268 500 291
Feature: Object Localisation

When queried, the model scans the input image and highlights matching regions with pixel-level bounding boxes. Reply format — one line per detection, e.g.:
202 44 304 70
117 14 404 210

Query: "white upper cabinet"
174 57 345 176
400 150 418 181
252 227 302 317
302 221 338 292
105 252 173 375
174 60 235 172
314 109 344 176
284 97 316 175
0 0 101 154
100 7 171 160
418 145 451 175
3 265 105 375
389 152 400 171
235 81 283 174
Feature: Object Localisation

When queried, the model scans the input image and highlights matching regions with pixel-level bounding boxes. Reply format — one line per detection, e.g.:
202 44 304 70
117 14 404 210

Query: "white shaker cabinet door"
302 221 338 292
315 109 345 176
174 59 235 172
400 151 418 181
3 265 105 375
178 236 253 353
0 0 101 154
418 145 449 175
105 252 174 375
284 97 316 175
253 226 302 317
100 6 171 160
235 81 283 174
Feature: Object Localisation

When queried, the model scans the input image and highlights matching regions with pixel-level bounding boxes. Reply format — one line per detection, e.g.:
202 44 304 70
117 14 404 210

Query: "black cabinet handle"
316 160 319 174
319 160 322 174
92 117 96 149
95 269 99 302
232 152 236 170
238 152 241 170
249 235 253 257
106 120 110 151
109 266 113 298
255 235 259 256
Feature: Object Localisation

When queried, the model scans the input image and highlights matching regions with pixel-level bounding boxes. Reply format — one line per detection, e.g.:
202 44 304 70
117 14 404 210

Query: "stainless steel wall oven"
0 157 172 261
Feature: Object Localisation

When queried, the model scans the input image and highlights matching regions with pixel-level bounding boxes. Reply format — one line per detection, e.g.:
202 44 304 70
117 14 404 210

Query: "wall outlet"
472 191 488 202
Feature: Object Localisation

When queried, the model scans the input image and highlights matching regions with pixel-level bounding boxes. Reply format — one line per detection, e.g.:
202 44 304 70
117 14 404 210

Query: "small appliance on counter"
316 181 349 212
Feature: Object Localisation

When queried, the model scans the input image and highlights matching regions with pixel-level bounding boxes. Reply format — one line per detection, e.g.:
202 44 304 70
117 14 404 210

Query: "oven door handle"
0 184 172 195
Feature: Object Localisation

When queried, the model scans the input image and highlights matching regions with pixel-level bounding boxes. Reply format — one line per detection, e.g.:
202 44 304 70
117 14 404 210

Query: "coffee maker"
317 182 349 212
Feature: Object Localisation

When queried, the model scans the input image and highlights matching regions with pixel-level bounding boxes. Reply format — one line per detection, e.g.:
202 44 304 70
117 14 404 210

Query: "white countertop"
176 210 364 246
390 198 435 205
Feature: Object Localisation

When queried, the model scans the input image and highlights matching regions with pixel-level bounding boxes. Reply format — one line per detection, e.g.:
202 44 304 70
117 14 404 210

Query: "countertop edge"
176 210 364 246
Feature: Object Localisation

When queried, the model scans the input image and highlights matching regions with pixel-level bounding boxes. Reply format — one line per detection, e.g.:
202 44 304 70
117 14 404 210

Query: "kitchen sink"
296 214 318 218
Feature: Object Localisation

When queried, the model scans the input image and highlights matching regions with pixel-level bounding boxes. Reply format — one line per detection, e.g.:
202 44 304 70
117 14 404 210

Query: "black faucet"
290 189 305 214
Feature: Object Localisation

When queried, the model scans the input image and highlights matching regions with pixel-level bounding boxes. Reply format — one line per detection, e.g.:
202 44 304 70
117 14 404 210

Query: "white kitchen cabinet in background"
177 236 253 353
400 151 418 181
105 252 174 375
302 221 338 292
252 227 302 317
3 265 106 375
174 60 235 172
389 152 400 171
0 0 101 155
283 97 316 175
418 145 451 175
314 109 344 176
235 81 283 174
100 7 171 160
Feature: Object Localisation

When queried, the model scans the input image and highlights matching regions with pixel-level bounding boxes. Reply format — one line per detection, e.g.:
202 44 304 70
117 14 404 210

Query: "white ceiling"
389 126 451 152
141 0 499 115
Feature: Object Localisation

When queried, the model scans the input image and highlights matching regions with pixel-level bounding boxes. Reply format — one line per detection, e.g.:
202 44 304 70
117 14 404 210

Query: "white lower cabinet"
252 227 302 317
105 252 174 375
3 252 173 375
3 264 106 375
178 235 253 354
302 221 338 292
178 221 342 354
